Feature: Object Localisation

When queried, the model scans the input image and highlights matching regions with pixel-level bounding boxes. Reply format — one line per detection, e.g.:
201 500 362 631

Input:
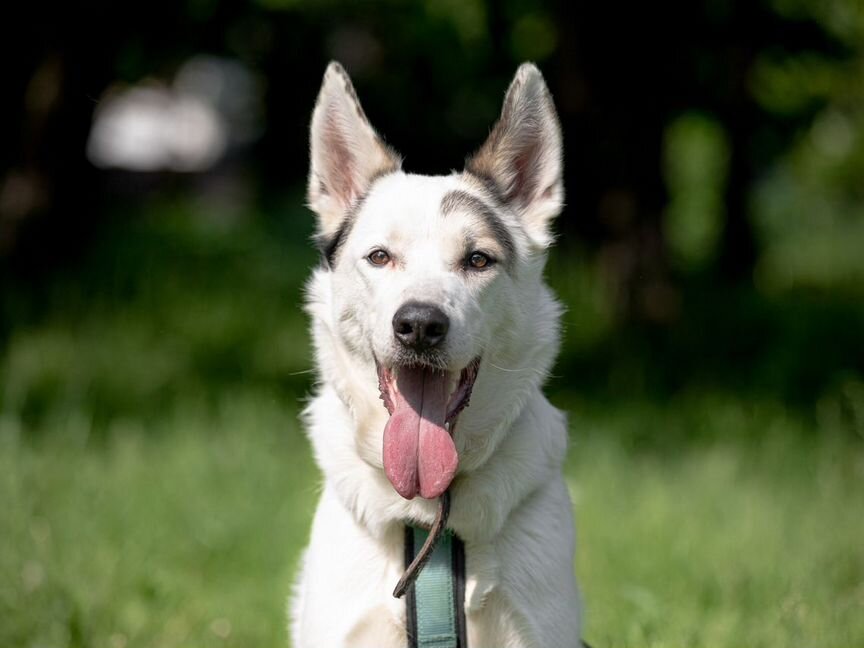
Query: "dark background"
3 0 863 420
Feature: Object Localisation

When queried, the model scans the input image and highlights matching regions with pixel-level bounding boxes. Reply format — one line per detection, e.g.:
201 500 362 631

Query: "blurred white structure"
87 56 262 173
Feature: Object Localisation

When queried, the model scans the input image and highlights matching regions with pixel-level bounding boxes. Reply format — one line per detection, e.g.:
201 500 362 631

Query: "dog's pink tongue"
382 367 458 500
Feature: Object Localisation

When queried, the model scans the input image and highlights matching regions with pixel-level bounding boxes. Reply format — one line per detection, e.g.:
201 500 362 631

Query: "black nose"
392 302 450 351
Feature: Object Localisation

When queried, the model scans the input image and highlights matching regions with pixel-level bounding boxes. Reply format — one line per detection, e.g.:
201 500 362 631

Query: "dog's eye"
367 249 391 266
467 252 492 269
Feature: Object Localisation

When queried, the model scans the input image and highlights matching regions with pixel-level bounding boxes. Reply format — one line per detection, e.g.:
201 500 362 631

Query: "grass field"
2 201 863 647
3 396 863 648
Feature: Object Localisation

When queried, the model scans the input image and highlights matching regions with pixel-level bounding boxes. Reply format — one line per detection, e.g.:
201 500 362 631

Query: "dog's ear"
466 63 563 248
308 62 401 236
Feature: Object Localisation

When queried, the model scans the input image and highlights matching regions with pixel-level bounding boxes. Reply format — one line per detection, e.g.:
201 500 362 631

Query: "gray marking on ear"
462 170 508 207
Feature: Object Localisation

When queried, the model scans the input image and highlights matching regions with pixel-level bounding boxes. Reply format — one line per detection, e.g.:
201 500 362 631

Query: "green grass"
572 422 864 647
1 199 863 646
2 397 862 647
0 393 318 648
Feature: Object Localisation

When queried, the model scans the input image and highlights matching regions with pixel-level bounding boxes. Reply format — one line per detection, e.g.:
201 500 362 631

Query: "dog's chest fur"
292 383 580 647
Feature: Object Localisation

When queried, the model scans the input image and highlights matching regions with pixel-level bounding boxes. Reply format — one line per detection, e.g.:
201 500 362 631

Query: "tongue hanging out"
378 360 479 500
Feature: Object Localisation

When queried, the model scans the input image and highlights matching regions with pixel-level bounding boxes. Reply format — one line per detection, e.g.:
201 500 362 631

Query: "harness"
395 503 592 648
403 525 468 648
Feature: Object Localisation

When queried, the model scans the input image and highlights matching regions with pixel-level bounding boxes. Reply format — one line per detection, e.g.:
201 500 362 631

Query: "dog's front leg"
464 541 499 612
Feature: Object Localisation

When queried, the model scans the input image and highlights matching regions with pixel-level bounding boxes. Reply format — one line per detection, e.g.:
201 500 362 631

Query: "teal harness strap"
404 526 467 648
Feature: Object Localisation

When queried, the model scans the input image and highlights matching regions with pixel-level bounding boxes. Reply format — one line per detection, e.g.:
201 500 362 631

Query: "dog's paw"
464 543 499 613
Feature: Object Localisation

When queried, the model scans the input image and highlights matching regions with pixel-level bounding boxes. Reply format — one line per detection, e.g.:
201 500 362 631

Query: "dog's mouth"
376 357 481 500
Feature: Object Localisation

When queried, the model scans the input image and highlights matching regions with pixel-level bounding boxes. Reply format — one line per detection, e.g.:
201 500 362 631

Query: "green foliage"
664 113 729 272
751 0 864 295
509 11 558 62
0 199 317 430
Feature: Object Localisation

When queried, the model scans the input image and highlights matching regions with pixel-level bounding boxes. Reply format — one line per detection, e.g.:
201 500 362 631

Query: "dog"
290 61 581 647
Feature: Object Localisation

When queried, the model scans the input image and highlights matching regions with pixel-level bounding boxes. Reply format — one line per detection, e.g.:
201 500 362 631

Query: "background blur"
2 1 863 646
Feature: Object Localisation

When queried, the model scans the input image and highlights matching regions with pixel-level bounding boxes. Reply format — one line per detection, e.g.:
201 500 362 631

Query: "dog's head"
307 62 564 500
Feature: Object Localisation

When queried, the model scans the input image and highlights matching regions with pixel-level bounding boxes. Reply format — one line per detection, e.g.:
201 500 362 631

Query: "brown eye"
367 249 390 266
468 252 491 269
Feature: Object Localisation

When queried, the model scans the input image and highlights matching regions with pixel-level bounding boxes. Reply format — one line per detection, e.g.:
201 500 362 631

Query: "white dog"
291 61 582 648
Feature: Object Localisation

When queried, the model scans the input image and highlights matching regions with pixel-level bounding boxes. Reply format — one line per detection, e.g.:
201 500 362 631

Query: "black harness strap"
452 535 467 645
404 527 418 648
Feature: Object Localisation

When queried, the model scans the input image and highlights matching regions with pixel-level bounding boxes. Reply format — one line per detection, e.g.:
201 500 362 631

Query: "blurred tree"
0 0 857 321
547 0 843 322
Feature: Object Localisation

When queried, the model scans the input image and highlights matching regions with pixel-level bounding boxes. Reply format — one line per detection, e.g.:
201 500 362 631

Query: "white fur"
291 62 581 648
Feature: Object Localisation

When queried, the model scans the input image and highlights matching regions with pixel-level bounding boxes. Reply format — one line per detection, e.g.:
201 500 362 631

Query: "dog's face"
307 62 563 500
330 172 516 373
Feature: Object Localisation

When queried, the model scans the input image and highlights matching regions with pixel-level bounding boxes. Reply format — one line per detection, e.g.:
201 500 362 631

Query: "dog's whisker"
487 361 543 374
462 334 546 376
288 368 316 376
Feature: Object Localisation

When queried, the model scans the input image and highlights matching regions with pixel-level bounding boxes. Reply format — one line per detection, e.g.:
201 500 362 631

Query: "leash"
394 492 451 598
402 521 467 648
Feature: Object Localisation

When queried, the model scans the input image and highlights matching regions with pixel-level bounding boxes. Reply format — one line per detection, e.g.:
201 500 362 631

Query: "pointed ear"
308 62 401 236
466 63 563 247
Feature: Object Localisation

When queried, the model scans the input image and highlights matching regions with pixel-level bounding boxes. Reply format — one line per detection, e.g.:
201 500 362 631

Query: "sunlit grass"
1 397 862 647
572 425 864 647
0 393 318 648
